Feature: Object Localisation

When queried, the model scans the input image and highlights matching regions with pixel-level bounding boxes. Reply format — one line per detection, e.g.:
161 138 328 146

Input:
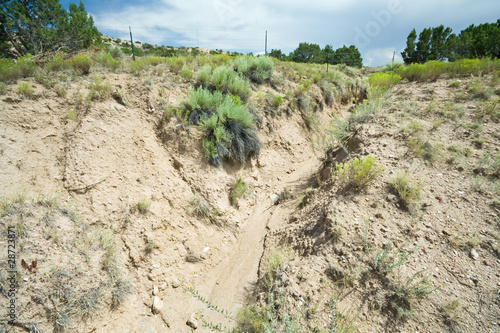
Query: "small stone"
153 285 159 296
172 281 181 288
152 296 163 314
387 194 396 202
159 282 168 290
187 313 198 329
470 249 479 260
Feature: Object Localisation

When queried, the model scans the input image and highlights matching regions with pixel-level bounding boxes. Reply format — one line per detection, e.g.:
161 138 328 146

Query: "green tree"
0 0 100 58
332 45 362 68
289 42 322 63
57 1 101 51
269 48 286 60
401 29 418 64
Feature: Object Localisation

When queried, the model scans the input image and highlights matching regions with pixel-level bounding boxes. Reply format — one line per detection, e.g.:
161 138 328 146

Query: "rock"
270 194 279 202
470 248 479 260
153 285 159 296
186 313 198 329
172 281 181 288
152 296 163 314
387 194 396 202
159 282 168 290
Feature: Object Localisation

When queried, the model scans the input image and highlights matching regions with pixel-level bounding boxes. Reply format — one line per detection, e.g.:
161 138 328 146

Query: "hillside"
0 53 499 333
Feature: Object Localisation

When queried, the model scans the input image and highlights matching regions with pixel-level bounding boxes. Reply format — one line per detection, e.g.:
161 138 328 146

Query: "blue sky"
61 0 500 66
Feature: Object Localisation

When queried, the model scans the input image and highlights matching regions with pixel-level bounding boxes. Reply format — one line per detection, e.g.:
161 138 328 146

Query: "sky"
60 0 500 67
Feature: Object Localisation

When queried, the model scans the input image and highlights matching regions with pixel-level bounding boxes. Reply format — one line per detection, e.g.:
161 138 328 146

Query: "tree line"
402 19 500 64
0 0 100 58
269 43 363 68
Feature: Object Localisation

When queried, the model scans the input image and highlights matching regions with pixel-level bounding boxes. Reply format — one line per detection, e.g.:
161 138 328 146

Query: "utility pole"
129 26 135 61
265 30 267 56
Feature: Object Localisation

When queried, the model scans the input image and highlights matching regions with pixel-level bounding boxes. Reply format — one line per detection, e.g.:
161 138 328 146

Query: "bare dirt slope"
1 61 499 333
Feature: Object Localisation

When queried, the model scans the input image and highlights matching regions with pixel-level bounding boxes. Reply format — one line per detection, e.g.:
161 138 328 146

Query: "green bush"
197 65 212 85
389 172 422 208
0 56 36 82
146 56 162 66
130 58 147 75
180 68 193 81
99 53 121 72
210 65 251 101
230 177 247 205
17 81 34 98
0 82 7 94
326 116 352 152
87 76 111 101
45 55 67 72
335 155 384 189
55 85 67 98
234 56 274 83
271 94 283 107
166 56 185 74
199 95 260 167
368 72 401 91
182 86 225 123
71 53 93 75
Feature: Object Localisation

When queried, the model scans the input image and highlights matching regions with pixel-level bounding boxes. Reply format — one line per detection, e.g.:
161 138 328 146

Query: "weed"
197 64 212 85
233 56 274 83
111 279 132 309
112 89 127 105
71 53 93 75
261 245 294 289
327 299 359 333
17 81 34 98
180 68 193 81
349 99 380 124
372 242 409 275
131 197 151 214
271 94 283 107
389 172 422 209
368 72 401 92
326 116 352 153
45 55 68 72
408 137 441 163
230 177 247 205
55 85 67 98
302 111 320 131
441 299 462 326
389 269 434 318
0 82 6 94
99 53 121 72
144 239 157 254
87 75 111 101
67 110 77 121
335 155 384 190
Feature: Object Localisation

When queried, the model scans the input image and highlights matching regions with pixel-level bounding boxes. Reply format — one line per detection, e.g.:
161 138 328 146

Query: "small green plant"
131 197 151 214
17 81 34 98
55 85 67 98
261 245 294 289
389 172 422 209
408 137 441 163
71 53 93 75
99 53 121 71
180 68 193 81
368 72 401 92
326 116 352 153
0 82 6 94
335 155 384 190
88 76 111 101
389 269 434 318
271 94 283 107
67 110 77 121
230 177 247 205
45 55 67 72
111 279 132 309
144 239 157 254
372 242 409 275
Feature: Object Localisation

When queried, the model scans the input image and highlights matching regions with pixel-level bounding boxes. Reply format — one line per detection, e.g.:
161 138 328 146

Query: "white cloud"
87 0 498 66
